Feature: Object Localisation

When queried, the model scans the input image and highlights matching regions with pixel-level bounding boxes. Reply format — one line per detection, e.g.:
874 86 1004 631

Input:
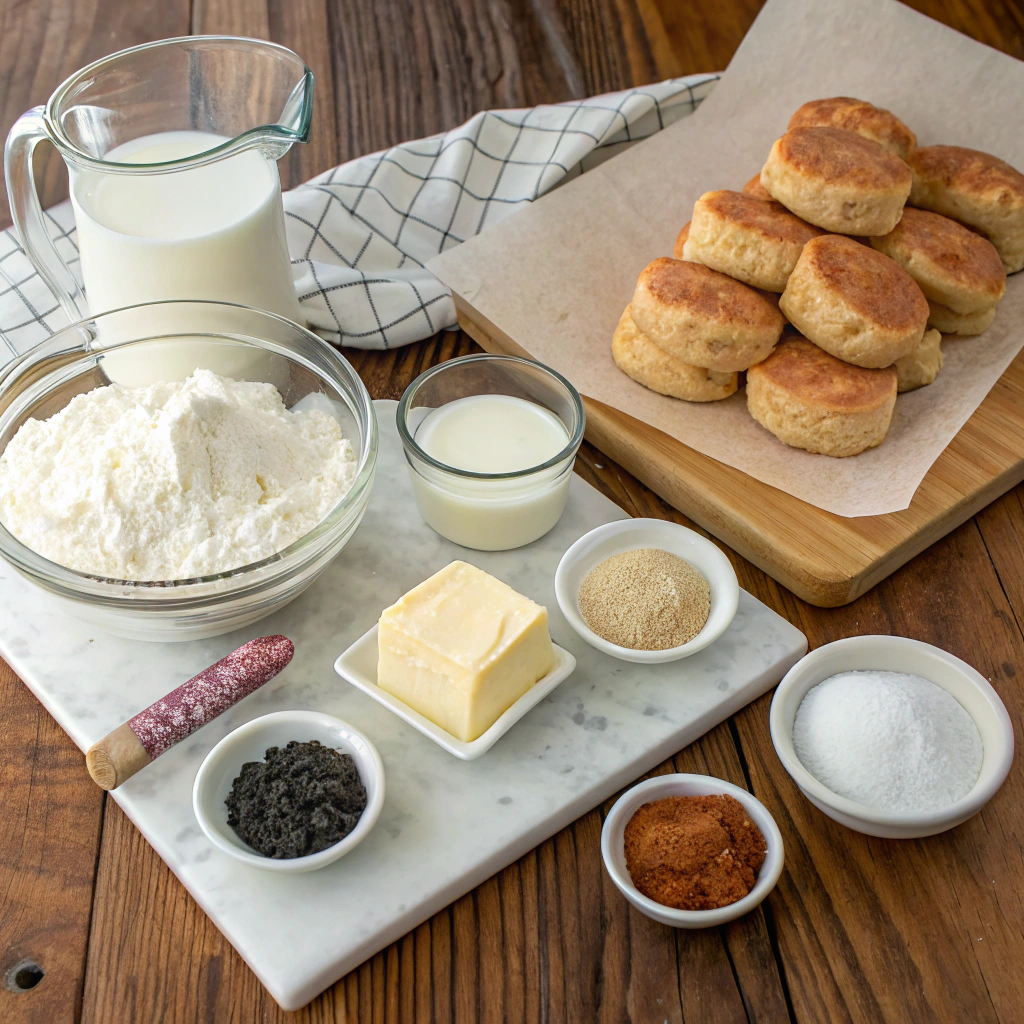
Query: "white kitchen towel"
0 75 717 362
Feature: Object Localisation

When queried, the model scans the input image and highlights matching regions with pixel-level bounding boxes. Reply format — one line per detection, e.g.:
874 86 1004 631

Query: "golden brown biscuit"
681 189 823 292
756 287 784 316
761 127 912 235
788 97 916 161
894 328 943 392
909 145 1024 272
672 221 690 259
743 173 774 200
746 335 898 457
927 301 996 336
780 235 929 367
869 207 1005 314
611 306 737 401
630 257 784 372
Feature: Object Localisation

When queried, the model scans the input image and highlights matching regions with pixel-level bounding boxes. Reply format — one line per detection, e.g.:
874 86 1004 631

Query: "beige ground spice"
577 547 710 650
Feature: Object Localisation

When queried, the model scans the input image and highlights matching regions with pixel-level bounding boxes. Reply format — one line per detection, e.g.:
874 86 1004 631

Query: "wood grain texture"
321 0 663 164
0 0 189 225
191 0 339 189
733 518 1024 1024
576 452 1024 1024
645 0 763 76
0 659 104 1024
900 0 1024 57
975 485 1024 630
2 0 1024 1022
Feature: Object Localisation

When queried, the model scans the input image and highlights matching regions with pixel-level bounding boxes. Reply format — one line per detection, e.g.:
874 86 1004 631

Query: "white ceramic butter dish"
334 624 576 759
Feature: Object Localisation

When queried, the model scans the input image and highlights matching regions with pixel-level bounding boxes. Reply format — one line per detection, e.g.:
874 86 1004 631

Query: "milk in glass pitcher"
5 37 310 332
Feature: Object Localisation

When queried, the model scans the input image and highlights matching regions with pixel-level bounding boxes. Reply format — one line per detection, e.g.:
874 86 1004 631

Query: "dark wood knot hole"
6 959 44 992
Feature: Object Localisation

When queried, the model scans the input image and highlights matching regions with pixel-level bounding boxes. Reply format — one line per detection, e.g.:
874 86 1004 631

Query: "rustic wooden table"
2 1 1023 1021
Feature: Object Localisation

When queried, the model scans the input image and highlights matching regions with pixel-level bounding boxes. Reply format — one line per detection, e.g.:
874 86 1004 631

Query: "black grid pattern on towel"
0 75 717 360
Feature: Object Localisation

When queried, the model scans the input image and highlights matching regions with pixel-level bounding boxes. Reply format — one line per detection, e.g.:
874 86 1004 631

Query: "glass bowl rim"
0 300 377 596
396 353 586 481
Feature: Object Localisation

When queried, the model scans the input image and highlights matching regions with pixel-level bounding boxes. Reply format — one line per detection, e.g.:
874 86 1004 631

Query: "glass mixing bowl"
0 301 377 642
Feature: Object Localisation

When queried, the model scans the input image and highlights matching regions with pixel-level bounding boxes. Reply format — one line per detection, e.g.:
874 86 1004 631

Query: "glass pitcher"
4 36 312 327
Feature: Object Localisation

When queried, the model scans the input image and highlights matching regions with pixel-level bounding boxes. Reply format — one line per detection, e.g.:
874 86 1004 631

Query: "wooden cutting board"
453 294 1024 608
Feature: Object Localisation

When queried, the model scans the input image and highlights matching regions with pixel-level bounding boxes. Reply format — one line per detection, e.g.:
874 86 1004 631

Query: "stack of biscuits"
612 96 1022 457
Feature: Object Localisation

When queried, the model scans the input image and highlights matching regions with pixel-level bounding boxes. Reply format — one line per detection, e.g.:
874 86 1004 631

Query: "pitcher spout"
43 35 313 173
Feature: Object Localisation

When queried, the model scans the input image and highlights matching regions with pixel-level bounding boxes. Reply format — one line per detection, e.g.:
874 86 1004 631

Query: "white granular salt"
792 670 983 814
0 369 358 581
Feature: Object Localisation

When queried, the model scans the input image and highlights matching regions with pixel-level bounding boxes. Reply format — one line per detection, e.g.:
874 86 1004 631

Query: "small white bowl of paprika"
601 773 784 928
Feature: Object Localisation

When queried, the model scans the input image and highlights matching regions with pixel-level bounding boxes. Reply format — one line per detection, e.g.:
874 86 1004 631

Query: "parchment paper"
428 0 1024 517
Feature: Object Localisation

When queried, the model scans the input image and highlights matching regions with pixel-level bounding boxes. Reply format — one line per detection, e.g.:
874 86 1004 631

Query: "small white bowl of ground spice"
601 773 784 928
554 519 739 663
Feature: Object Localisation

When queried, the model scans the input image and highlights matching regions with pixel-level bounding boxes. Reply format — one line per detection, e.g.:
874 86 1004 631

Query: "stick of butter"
377 560 556 742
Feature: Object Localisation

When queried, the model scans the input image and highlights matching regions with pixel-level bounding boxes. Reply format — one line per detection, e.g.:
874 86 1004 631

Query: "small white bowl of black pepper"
192 710 385 873
554 518 740 663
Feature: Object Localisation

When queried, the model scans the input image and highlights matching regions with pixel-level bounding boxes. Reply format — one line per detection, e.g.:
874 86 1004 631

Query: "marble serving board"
0 401 807 1011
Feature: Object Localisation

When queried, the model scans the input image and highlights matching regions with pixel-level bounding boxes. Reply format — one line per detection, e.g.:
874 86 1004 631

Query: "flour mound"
0 369 358 580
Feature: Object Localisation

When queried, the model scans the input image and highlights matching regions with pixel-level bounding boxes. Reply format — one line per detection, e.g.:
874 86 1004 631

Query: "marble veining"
0 401 807 1011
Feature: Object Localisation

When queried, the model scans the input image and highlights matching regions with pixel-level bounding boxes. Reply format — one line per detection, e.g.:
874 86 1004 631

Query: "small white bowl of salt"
770 636 1013 838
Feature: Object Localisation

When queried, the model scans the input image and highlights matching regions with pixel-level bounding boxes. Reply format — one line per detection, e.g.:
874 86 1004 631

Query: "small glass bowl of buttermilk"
397 354 585 551
0 300 377 642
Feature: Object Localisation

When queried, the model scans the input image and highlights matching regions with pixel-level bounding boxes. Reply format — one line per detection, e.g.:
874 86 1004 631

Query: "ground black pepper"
226 739 367 858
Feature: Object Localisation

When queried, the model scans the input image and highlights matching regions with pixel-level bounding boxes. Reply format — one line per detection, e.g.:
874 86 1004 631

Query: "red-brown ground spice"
623 794 767 911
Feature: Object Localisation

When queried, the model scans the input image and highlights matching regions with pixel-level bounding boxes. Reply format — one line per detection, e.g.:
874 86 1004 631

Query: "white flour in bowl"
0 368 358 580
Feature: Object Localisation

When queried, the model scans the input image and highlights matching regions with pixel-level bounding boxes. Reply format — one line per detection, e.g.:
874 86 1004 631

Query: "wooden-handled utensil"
86 635 294 790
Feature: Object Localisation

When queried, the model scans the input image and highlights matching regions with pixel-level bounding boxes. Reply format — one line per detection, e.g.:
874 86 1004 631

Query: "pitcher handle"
5 106 88 322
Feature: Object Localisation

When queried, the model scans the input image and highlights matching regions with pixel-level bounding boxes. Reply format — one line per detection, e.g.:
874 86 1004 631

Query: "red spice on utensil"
623 794 767 911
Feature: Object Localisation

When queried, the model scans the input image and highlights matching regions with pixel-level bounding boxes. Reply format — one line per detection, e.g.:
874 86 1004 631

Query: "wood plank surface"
0 0 1022 1022
0 0 190 225
0 659 105 1024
